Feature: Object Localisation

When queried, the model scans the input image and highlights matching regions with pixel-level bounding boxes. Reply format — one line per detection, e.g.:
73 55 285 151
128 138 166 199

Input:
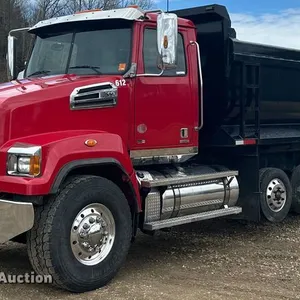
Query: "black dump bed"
174 5 300 145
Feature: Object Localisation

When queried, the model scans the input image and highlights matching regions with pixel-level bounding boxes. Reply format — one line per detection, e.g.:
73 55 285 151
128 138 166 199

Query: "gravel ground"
1 216 300 300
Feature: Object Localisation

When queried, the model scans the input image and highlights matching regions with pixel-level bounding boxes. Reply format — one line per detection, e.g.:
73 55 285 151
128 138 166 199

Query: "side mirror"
157 12 178 69
7 36 17 80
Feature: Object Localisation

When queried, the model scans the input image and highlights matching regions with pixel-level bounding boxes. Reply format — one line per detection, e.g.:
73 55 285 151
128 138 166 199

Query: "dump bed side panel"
175 5 300 143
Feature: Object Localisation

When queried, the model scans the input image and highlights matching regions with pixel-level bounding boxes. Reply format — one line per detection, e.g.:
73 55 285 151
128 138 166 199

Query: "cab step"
143 206 242 231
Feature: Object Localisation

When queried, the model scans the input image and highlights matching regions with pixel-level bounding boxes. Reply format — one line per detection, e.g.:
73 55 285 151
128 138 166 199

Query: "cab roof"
29 7 195 32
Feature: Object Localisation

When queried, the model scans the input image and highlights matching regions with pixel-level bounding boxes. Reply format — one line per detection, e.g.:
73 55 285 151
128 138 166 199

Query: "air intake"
70 82 118 110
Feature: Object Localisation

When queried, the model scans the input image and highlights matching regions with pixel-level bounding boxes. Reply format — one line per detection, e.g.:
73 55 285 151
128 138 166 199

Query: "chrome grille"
70 82 117 110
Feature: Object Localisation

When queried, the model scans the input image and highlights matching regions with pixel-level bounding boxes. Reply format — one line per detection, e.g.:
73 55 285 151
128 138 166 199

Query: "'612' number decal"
115 79 126 87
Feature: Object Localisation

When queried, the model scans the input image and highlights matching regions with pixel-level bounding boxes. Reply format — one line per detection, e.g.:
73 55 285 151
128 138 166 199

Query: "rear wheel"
27 175 132 292
291 165 300 213
259 168 292 222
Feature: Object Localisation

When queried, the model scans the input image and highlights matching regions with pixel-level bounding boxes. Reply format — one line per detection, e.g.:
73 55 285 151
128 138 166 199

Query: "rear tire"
27 175 132 292
259 168 292 223
291 165 300 213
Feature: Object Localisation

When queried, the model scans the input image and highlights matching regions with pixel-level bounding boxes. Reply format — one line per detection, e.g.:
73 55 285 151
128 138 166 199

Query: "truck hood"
0 74 131 147
0 75 92 98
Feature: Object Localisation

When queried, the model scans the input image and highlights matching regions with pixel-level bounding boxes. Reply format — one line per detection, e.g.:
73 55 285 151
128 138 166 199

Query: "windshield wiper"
27 70 51 77
69 65 102 75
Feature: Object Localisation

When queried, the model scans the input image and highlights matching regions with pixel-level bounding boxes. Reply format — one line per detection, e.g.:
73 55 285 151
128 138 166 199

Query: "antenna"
167 0 169 12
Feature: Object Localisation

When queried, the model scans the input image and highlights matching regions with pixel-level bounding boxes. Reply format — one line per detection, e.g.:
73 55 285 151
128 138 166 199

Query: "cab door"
132 25 198 159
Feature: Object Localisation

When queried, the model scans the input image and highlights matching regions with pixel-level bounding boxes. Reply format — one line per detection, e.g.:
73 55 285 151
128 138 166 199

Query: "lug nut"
89 217 95 224
96 216 102 223
79 231 86 238
83 223 90 229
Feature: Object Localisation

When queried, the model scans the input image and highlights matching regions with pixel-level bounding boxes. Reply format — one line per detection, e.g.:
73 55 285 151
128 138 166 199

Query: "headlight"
7 144 41 177
18 157 31 173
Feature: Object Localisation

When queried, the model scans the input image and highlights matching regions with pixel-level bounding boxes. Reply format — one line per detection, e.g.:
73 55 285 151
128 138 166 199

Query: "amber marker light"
164 36 169 49
85 139 98 147
75 9 102 14
29 155 41 177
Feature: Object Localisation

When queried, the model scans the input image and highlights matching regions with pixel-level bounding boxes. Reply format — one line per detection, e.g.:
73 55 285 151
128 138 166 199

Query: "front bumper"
0 199 34 243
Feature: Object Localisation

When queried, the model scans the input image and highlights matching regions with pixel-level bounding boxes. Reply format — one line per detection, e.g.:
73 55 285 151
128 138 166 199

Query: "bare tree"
33 0 65 20
0 0 30 82
117 0 153 10
0 0 156 82
65 0 154 14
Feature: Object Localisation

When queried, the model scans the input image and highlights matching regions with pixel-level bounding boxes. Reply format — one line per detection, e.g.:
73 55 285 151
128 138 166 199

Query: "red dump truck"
3 4 300 292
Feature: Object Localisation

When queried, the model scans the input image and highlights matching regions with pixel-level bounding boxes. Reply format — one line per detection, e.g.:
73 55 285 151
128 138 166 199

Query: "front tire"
259 168 292 223
27 175 132 292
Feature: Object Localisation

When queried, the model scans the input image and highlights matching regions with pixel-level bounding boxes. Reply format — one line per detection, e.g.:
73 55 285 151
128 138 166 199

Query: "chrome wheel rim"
70 203 115 266
266 178 287 212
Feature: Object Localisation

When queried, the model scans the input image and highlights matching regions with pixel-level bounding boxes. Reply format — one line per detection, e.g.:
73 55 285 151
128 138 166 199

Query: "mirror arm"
136 69 164 77
123 62 165 78
144 9 164 18
9 27 31 37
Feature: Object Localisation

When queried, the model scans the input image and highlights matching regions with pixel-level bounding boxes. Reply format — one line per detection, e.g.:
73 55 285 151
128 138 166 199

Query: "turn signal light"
164 35 169 49
29 155 41 177
128 5 139 8
85 139 98 147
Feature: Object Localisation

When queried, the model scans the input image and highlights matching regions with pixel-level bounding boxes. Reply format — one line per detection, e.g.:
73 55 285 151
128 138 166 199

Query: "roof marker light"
75 9 102 14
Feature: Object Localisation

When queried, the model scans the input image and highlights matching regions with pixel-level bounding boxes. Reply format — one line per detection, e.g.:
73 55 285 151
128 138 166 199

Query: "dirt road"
0 216 300 300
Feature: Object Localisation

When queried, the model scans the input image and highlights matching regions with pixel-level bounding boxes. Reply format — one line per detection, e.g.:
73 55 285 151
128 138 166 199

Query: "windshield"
25 27 132 77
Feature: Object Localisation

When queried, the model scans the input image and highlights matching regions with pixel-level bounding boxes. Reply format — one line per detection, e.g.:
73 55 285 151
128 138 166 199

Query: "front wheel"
259 168 292 223
27 175 132 292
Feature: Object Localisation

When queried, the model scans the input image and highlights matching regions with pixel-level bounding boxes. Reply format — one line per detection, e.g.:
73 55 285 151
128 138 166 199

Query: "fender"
51 157 126 193
50 157 141 213
0 130 141 210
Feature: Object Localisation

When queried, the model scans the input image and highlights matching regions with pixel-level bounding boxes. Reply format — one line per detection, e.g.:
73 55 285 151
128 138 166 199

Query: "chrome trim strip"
130 147 198 158
8 144 41 156
0 199 34 243
131 147 198 166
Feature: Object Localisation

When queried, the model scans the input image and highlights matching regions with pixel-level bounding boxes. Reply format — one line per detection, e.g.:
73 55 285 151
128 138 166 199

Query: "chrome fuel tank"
137 165 239 223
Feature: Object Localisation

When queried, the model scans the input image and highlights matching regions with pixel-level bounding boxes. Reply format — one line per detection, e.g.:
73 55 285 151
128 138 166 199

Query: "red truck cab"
1 7 206 292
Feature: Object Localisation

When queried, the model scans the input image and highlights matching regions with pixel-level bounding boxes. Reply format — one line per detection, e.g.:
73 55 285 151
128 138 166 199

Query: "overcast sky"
156 0 300 49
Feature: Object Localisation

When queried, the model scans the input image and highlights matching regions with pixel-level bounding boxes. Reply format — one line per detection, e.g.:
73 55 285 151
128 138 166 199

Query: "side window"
143 28 186 76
